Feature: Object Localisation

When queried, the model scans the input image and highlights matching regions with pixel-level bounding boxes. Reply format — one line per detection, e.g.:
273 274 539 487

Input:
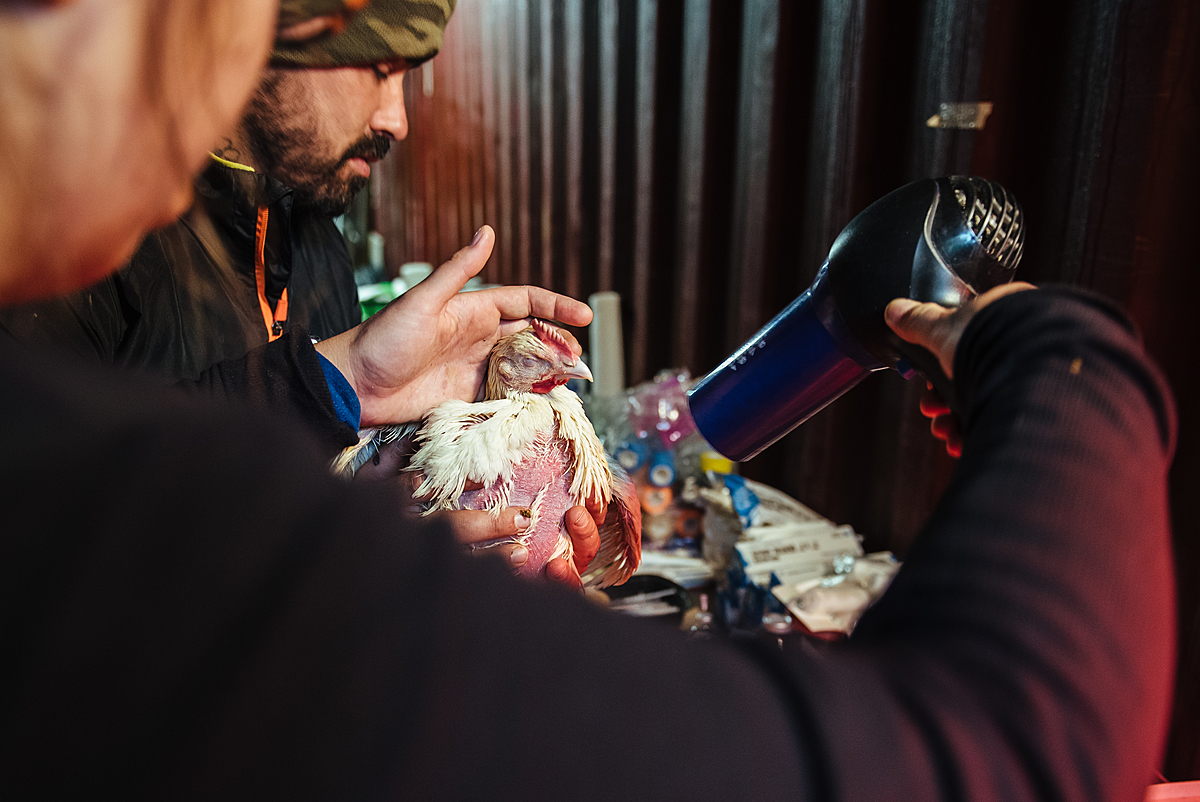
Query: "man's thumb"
884 298 920 330
422 225 495 302
885 297 952 345
885 297 960 378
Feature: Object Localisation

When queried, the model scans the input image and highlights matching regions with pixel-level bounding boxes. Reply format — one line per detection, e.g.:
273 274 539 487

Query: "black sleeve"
0 287 1175 801
187 325 359 457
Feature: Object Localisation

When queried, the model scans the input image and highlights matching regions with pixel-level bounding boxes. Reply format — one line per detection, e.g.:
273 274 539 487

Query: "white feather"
408 394 554 508
546 387 613 506
408 387 615 519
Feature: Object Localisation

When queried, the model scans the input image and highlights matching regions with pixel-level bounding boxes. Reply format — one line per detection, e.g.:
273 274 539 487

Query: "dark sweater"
0 288 1175 800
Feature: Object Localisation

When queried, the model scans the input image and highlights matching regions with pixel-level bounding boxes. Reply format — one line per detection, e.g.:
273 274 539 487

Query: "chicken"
410 319 641 587
339 319 641 588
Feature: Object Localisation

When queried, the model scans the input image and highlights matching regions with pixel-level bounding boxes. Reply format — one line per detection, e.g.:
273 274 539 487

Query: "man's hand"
885 282 1035 456
445 503 602 590
401 471 603 590
315 225 592 426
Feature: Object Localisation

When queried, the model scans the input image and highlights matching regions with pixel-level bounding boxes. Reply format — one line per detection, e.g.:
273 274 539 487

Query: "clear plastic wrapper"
772 552 901 634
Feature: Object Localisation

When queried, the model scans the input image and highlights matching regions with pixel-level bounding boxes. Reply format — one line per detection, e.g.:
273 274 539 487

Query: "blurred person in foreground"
0 0 1177 799
0 0 601 584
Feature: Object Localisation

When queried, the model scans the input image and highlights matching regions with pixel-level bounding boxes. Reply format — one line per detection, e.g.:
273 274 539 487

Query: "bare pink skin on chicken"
457 433 578 577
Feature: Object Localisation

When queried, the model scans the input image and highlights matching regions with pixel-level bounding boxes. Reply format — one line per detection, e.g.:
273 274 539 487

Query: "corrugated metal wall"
374 0 1200 777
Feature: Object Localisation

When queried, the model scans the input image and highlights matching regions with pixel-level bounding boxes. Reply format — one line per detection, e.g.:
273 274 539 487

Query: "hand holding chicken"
410 319 641 588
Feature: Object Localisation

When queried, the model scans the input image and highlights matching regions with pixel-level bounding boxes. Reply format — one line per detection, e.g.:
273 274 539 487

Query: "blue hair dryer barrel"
689 176 1025 462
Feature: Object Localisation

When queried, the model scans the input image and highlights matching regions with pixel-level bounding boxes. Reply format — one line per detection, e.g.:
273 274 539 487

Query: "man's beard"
241 80 392 217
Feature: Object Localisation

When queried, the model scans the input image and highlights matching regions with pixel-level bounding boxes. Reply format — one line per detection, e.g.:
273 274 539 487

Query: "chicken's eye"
521 357 541 369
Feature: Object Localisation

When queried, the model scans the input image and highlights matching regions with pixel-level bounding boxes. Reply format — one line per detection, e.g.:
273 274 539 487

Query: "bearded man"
0 0 451 380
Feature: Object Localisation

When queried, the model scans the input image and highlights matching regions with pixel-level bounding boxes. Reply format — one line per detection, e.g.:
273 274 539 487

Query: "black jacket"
0 159 361 382
0 288 1177 800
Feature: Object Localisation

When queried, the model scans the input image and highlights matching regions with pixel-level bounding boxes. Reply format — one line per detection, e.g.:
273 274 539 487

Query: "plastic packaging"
771 552 901 634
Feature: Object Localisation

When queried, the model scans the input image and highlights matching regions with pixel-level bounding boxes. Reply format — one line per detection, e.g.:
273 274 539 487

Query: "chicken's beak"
560 359 594 382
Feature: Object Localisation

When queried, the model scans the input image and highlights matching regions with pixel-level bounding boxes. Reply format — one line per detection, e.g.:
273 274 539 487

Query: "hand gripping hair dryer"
687 176 1025 462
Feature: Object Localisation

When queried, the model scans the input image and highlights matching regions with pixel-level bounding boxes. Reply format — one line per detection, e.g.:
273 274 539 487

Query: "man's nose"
371 73 408 141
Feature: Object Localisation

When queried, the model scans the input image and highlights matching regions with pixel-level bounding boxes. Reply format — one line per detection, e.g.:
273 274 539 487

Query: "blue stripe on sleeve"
317 352 362 430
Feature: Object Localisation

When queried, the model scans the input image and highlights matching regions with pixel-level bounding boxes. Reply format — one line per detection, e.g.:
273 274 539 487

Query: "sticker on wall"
926 102 994 129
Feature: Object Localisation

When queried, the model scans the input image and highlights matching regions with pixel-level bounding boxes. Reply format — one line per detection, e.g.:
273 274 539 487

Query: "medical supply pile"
586 368 900 636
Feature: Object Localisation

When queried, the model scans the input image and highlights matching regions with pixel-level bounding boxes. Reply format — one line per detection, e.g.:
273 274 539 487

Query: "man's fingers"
564 505 601 573
584 493 606 529
932 414 964 457
471 542 530 569
888 285 1035 457
418 225 496 304
884 298 953 343
431 507 535 571
423 225 591 329
930 412 959 443
923 403 962 458
482 285 593 329
496 318 535 340
918 385 952 419
545 557 583 589
437 507 532 546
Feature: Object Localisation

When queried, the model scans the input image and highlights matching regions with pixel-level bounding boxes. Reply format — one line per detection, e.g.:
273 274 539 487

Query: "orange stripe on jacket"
253 205 289 341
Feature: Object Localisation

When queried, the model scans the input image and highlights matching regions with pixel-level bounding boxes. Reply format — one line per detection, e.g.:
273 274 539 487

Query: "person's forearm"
838 287 1176 801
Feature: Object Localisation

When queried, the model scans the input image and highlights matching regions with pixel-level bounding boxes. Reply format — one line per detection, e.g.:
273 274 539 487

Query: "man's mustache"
341 135 392 165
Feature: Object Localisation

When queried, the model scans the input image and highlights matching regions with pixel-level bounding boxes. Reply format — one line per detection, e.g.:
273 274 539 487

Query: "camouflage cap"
271 0 457 68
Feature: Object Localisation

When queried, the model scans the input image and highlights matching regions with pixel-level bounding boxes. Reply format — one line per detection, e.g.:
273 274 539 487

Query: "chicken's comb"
530 319 574 358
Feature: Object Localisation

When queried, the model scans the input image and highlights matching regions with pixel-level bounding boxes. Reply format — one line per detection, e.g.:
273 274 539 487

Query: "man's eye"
372 65 389 81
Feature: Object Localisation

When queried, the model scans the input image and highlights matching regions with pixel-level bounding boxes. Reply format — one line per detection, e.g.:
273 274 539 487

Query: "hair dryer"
687 176 1025 462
